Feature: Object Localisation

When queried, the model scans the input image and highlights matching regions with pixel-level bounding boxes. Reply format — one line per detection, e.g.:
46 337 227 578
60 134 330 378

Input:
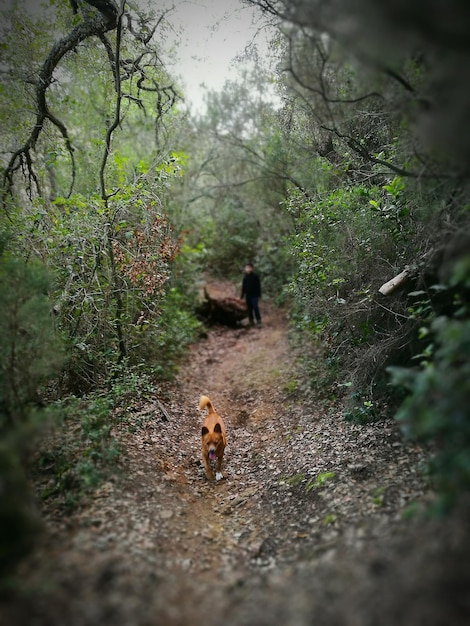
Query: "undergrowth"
37 396 116 510
36 368 160 511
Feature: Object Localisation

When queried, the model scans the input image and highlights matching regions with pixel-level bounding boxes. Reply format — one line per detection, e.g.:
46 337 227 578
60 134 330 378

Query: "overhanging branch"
2 0 119 208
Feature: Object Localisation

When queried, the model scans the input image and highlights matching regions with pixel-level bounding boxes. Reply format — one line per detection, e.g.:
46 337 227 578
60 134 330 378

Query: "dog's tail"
199 395 215 413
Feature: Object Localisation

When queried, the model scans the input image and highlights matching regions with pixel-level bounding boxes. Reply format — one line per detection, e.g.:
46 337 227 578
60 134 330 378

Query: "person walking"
241 262 262 327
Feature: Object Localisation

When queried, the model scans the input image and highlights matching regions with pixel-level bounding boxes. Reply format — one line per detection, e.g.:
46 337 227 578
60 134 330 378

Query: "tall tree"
0 0 185 388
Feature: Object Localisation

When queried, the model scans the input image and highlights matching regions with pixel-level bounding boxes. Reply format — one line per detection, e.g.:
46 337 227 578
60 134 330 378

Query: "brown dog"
199 395 226 481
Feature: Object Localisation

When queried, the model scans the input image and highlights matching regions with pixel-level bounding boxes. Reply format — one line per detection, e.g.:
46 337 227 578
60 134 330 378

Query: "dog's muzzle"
208 450 216 461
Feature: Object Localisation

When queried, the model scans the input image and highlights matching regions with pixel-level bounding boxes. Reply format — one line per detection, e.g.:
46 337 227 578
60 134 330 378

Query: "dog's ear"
201 426 209 436
214 423 222 433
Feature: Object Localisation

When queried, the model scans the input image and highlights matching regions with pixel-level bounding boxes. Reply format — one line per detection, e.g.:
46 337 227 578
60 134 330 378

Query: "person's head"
244 263 253 274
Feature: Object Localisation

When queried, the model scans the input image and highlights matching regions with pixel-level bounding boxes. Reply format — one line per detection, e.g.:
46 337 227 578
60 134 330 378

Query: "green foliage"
370 486 385 507
283 164 437 400
176 69 296 291
108 362 159 407
305 471 335 493
283 379 298 394
342 387 379 424
285 184 384 392
322 514 336 526
202 202 260 277
0 254 63 422
39 394 118 509
0 0 206 571
38 354 180 511
389 314 470 510
256 235 296 301
285 472 306 486
132 287 202 380
0 247 62 572
285 181 407 307
1 0 193 392
16 163 184 391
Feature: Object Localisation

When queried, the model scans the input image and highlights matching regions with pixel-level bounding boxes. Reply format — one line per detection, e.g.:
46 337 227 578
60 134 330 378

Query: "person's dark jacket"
241 272 261 299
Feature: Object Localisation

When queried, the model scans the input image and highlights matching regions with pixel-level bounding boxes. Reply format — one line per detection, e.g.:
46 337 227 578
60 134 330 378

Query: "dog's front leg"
215 456 223 481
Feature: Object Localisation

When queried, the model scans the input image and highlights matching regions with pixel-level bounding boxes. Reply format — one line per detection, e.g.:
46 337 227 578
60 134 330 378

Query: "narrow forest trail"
3 281 469 626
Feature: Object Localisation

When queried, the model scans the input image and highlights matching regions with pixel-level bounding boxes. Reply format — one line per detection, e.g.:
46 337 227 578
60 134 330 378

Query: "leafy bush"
38 394 119 510
283 173 446 398
23 162 184 392
342 388 379 424
139 287 202 379
256 235 296 302
0 247 62 572
380 237 470 511
202 201 260 278
0 254 63 421
389 314 470 511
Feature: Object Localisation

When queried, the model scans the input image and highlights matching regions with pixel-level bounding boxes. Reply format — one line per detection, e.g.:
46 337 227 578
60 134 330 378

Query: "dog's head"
202 422 224 461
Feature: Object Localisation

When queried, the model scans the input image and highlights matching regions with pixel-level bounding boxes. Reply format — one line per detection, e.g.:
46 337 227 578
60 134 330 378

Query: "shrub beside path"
2 281 469 625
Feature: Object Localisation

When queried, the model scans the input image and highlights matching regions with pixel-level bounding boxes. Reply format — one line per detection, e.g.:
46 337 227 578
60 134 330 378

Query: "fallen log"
378 267 410 296
379 250 435 296
196 287 248 326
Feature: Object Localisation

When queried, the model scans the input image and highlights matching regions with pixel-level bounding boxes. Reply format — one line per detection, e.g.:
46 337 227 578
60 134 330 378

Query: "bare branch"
45 109 76 198
99 1 125 202
98 33 118 89
2 0 119 208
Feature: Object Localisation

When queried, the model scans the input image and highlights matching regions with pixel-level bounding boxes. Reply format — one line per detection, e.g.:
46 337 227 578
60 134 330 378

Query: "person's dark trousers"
247 296 261 325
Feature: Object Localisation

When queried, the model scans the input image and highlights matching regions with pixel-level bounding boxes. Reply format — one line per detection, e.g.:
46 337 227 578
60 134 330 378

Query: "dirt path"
3 281 469 626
